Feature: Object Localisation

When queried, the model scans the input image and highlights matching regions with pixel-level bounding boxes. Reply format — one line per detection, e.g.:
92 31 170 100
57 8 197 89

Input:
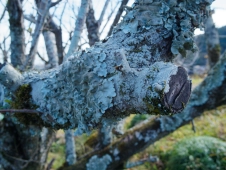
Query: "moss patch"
165 136 226 170
10 84 44 126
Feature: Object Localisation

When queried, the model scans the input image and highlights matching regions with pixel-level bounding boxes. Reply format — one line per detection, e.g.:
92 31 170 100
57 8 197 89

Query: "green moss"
10 84 45 126
164 136 226 170
208 44 221 64
127 114 149 129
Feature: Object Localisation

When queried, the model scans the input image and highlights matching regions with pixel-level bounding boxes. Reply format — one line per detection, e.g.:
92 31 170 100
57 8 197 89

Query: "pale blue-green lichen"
86 154 112 170
28 49 116 133
119 0 213 58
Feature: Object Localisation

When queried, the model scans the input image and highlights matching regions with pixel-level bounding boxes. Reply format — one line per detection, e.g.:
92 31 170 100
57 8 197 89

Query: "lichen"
86 154 112 170
118 0 213 61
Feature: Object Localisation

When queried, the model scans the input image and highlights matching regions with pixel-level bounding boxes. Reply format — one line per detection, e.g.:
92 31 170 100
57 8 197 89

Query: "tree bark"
86 1 100 46
7 0 25 68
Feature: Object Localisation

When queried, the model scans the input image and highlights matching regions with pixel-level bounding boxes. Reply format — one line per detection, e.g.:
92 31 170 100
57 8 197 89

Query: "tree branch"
65 51 226 169
97 0 110 27
23 0 51 69
7 0 26 68
65 0 90 59
107 0 129 37
1 0 212 134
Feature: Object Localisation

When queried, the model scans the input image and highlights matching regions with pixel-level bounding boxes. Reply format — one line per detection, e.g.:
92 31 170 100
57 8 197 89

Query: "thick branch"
1 0 213 132
63 51 226 170
0 63 23 91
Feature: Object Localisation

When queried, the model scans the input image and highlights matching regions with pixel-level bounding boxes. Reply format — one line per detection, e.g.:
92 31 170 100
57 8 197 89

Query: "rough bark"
7 0 25 68
61 51 226 170
0 2 57 169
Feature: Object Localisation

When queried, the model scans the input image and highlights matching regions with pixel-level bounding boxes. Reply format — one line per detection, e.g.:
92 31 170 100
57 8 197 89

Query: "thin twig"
98 0 110 27
59 0 68 26
191 120 196 133
0 4 6 22
107 0 129 36
0 109 42 115
99 2 119 36
46 158 55 170
50 0 63 8
37 52 48 63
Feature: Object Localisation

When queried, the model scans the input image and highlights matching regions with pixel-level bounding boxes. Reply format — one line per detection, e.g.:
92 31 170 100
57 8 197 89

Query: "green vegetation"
127 114 150 129
165 136 226 170
128 106 226 169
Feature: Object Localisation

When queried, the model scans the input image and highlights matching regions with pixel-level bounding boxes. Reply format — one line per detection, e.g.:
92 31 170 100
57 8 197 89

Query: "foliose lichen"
86 154 112 170
119 0 213 59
